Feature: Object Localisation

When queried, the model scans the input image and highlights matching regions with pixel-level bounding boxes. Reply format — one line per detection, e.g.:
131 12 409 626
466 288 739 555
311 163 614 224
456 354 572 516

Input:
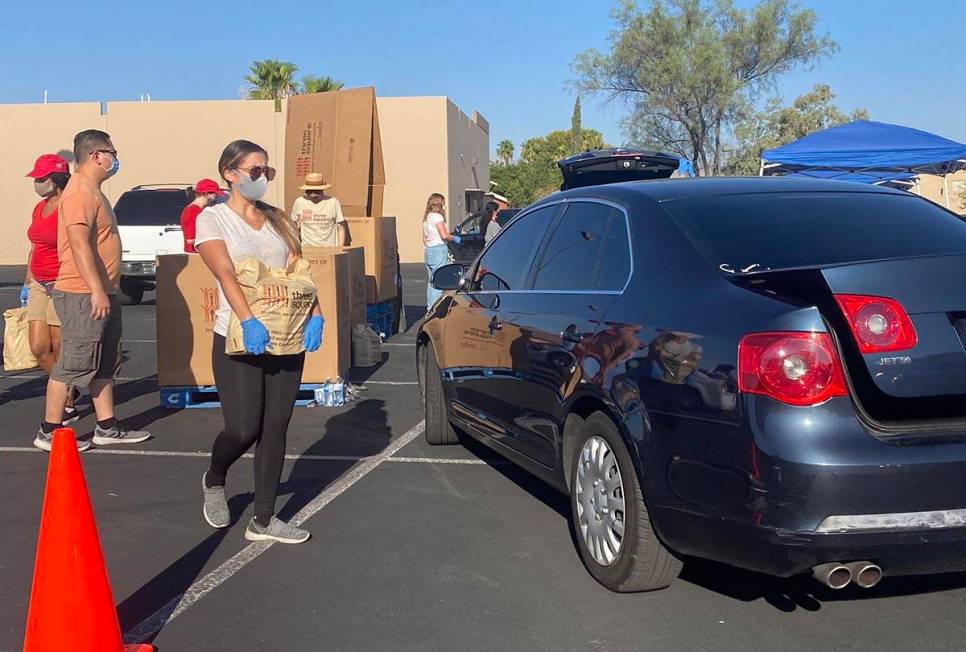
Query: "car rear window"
114 189 189 226
663 192 966 273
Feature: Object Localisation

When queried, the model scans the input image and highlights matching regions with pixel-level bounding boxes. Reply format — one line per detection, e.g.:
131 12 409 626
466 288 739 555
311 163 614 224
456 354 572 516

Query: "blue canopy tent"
761 120 966 205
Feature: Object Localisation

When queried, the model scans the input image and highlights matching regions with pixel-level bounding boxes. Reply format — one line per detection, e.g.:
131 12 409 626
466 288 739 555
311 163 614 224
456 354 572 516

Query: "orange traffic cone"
23 428 153 652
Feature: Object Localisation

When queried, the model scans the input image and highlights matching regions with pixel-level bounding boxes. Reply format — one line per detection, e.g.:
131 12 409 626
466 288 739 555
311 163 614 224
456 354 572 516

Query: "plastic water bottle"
332 377 345 407
322 378 332 407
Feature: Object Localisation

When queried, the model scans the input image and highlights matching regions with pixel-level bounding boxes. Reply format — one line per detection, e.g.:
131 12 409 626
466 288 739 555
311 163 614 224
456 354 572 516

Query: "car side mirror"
431 263 465 291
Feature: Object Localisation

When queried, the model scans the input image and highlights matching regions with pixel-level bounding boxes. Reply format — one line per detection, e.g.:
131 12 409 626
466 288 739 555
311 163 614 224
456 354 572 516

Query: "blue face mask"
105 155 120 178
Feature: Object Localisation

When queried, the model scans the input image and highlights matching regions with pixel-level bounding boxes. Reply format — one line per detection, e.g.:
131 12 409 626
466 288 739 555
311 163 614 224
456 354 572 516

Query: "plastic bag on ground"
352 323 382 368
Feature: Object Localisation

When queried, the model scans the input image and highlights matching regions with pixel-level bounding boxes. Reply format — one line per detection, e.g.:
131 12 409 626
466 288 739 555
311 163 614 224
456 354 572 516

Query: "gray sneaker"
202 472 230 529
244 516 310 544
33 428 91 452
92 422 151 446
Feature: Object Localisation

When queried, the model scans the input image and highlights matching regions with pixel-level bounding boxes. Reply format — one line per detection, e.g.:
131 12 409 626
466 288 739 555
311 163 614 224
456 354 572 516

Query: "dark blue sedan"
418 176 966 592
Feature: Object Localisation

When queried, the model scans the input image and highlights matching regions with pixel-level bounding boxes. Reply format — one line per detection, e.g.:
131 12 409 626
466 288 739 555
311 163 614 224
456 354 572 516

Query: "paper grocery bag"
226 258 318 356
3 307 38 371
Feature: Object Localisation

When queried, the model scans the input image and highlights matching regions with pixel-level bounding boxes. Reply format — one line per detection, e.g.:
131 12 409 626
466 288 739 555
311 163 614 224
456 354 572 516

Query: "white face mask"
233 170 268 201
34 179 54 197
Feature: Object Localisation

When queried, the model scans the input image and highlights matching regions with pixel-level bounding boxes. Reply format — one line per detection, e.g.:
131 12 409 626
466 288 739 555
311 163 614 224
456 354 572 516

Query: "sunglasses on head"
235 166 276 182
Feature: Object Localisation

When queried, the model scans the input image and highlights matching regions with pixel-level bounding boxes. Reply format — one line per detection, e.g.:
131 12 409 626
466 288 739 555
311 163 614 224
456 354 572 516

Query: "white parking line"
0 446 491 465
122 420 426 643
356 380 418 386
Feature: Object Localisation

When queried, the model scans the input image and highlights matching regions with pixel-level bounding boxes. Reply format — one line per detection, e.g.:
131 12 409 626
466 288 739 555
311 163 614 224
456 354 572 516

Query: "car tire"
569 411 681 592
421 344 459 446
118 279 144 306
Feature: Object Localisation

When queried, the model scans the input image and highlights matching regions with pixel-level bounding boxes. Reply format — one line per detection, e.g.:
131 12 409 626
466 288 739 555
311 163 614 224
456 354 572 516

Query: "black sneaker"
62 406 80 426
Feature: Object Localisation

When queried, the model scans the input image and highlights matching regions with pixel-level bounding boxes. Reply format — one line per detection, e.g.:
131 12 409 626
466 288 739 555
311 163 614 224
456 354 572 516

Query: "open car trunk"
558 148 680 190
737 254 966 436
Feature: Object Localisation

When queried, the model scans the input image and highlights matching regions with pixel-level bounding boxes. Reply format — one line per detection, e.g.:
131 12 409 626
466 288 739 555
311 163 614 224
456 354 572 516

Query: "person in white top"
290 171 346 248
423 192 461 309
194 139 325 545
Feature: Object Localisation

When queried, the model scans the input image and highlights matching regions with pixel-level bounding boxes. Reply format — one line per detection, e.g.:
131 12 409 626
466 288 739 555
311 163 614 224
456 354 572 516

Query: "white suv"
113 184 195 304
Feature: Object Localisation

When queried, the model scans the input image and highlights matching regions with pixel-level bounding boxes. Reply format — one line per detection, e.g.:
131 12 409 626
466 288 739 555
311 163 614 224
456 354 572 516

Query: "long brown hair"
218 140 301 256
423 192 446 221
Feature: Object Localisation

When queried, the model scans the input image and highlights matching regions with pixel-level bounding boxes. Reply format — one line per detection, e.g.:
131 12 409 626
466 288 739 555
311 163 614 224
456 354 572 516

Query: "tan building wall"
0 95 487 266
915 170 966 214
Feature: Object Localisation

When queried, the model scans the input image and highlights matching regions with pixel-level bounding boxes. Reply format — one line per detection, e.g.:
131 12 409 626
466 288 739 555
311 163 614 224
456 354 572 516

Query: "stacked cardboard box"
345 215 398 303
156 252 351 387
317 246 365 327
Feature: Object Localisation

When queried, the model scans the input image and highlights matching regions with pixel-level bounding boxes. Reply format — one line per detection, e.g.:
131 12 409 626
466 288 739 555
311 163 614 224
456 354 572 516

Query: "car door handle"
164 227 182 232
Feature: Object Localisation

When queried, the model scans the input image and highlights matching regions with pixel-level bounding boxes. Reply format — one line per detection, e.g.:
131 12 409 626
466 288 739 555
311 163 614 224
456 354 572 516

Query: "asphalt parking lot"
3 263 966 651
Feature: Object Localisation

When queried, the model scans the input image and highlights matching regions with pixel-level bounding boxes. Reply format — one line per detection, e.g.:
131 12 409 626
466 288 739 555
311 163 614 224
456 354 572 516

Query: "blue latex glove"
241 317 271 355
19 285 29 306
451 234 462 245
303 315 324 352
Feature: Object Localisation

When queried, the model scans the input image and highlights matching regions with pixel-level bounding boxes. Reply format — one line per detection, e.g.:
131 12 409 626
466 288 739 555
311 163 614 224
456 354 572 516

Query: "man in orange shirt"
34 130 151 451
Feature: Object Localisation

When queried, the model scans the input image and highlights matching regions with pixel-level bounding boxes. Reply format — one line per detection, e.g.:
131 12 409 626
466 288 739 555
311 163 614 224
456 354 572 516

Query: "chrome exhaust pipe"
812 562 852 589
846 561 882 589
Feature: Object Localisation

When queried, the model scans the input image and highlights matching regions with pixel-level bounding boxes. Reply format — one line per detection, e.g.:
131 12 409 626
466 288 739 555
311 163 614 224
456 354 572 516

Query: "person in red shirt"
181 178 225 253
22 154 78 423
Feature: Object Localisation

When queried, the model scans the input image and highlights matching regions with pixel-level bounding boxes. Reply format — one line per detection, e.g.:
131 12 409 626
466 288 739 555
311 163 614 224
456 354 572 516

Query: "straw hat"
299 172 332 191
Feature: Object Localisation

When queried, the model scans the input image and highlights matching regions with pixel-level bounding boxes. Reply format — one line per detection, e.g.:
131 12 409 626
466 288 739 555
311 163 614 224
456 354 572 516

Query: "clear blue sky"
1 0 963 157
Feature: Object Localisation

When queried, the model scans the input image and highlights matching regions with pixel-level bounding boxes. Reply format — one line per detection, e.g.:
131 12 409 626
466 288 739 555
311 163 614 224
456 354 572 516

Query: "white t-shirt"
423 212 446 247
194 203 291 336
291 195 345 247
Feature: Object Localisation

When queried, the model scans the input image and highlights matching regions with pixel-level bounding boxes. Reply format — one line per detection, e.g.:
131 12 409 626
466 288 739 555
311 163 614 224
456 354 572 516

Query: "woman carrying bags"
22 154 79 429
195 140 324 544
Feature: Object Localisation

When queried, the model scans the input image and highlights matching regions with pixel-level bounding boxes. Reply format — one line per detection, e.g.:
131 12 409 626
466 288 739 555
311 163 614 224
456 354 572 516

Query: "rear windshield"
663 192 966 273
114 189 188 226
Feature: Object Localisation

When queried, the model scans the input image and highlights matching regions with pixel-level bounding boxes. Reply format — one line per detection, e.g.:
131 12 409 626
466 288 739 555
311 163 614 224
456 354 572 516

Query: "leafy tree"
570 97 583 155
301 75 345 94
496 139 515 166
726 84 868 175
573 0 838 175
245 59 299 111
491 128 610 207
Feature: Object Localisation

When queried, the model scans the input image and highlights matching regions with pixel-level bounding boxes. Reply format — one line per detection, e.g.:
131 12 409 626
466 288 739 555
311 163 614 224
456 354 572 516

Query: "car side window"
460 212 483 236
595 212 631 291
532 202 612 291
473 205 557 291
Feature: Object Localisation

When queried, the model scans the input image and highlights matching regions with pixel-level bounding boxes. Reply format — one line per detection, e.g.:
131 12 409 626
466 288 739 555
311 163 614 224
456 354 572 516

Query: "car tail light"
834 294 917 353
738 332 848 406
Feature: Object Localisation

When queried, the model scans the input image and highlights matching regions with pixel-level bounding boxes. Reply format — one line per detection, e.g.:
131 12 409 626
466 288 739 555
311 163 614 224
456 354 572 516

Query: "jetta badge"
878 356 912 366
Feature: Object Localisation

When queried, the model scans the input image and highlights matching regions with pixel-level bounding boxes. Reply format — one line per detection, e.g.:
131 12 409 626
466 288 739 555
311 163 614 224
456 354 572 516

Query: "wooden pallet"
160 383 323 409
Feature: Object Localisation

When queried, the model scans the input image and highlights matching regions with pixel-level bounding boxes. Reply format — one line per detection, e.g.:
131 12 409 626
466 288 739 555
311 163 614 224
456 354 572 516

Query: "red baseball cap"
26 154 69 179
195 178 227 196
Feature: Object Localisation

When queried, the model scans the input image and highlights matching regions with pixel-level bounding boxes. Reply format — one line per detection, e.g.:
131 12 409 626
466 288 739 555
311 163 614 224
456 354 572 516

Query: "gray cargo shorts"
51 290 122 387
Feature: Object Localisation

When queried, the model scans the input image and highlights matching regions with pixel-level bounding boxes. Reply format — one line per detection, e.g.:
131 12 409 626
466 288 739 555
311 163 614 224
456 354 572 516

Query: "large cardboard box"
318 246 365 327
156 254 219 387
345 216 398 303
284 87 386 217
302 249 352 381
157 252 352 387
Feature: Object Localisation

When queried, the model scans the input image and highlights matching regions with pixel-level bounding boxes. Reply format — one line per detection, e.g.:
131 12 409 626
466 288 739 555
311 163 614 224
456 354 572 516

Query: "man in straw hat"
291 172 346 247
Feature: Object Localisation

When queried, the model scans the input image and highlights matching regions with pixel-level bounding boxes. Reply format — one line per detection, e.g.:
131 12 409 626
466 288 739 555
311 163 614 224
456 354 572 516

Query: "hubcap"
574 435 626 566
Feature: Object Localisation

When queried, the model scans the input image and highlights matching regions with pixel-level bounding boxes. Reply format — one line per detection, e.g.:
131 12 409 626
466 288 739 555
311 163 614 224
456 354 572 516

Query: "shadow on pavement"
0 375 48 407
116 398 393 642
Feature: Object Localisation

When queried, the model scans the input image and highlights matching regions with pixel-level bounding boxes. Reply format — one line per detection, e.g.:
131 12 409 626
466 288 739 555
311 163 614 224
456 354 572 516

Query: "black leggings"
207 334 305 526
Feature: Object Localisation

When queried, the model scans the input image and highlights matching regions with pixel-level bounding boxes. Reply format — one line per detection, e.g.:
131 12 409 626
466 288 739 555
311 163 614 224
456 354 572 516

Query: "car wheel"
118 279 144 306
421 344 459 445
570 412 681 592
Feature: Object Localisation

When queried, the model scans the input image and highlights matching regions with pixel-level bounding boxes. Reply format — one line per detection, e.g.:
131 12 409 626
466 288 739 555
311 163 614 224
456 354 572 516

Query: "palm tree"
245 59 299 111
301 75 345 94
496 139 514 166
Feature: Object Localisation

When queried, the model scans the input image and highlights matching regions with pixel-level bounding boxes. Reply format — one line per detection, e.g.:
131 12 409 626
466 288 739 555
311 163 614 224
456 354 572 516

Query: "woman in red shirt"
181 178 225 253
22 154 78 423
